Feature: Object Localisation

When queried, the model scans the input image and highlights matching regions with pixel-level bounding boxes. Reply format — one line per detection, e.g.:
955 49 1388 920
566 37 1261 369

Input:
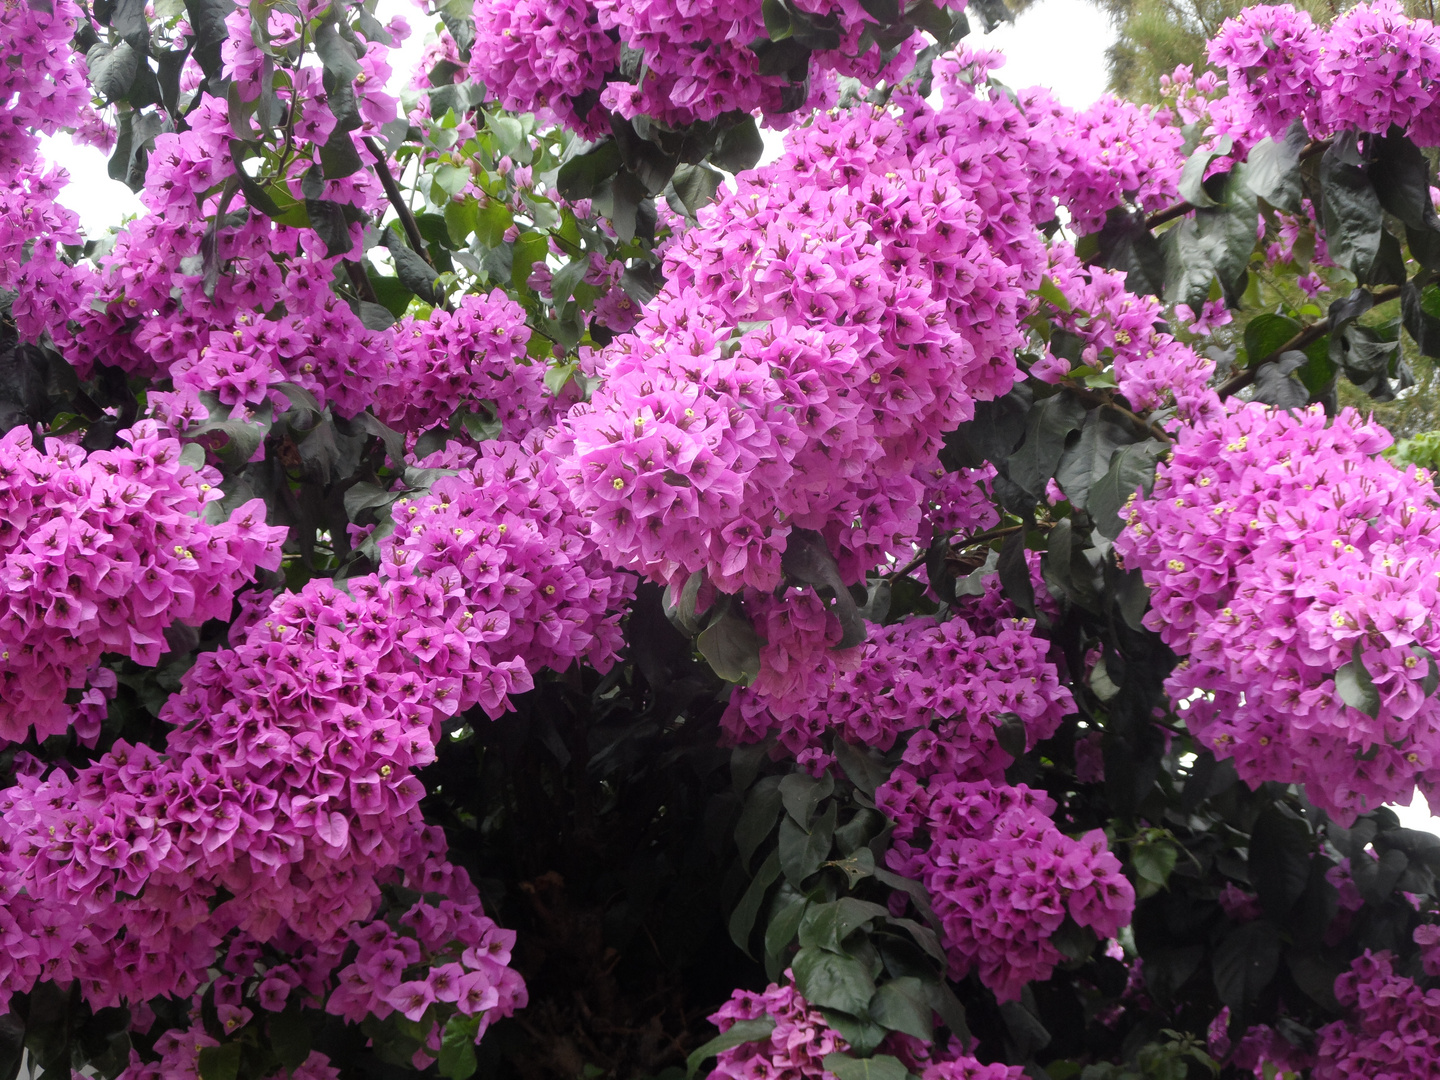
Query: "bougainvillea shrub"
7 0 1440 1077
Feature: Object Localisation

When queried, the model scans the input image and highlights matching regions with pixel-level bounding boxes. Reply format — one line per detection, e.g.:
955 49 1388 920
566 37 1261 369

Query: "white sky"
34 0 1440 835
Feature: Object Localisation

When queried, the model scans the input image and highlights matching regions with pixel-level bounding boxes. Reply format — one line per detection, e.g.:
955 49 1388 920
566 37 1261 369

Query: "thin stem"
363 136 433 267
1142 138 1333 232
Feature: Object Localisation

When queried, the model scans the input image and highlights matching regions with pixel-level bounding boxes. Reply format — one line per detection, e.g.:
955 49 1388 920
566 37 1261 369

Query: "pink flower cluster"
555 85 1046 596
878 775 1135 1001
1021 92 1186 235
723 609 1071 773
469 0 619 136
0 437 624 1013
325 825 527 1049
707 976 1022 1080
1209 0 1440 146
1315 951 1440 1078
1116 404 1440 821
0 421 284 742
380 437 634 678
1033 248 1221 424
375 290 546 436
471 0 933 133
0 0 87 170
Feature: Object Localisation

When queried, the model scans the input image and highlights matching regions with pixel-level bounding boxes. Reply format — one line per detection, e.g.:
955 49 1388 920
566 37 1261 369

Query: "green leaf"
270 1008 312 1070
797 898 889 952
712 118 765 174
686 1020 776 1078
730 849 782 955
778 802 837 887
1037 275 1071 313
1319 132 1385 282
386 237 439 306
1243 312 1302 368
1212 921 1281 1010
1336 641 1381 719
550 254 592 306
779 772 834 826
763 0 793 39
1243 122 1305 213
1415 645 1440 698
313 15 362 83
697 609 762 684
320 127 364 179
556 140 623 201
792 947 876 1015
1369 127 1440 233
1402 279 1440 358
831 740 892 797
765 890 810 971
0 1015 23 1080
87 41 141 102
1177 137 1231 208
1196 166 1259 303
197 1044 240 1080
780 529 866 648
1249 806 1313 921
735 776 784 871
306 198 354 259
1089 439 1165 540
1054 410 1142 512
1161 216 1216 313
1131 841 1177 888
1006 391 1086 499
868 978 934 1042
444 195 481 245
669 163 725 217
438 1014 480 1080
821 1054 908 1080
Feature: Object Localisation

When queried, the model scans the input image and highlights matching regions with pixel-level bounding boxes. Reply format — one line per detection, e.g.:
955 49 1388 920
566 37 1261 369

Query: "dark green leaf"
1403 279 1440 358
781 529 866 648
313 15 362 82
999 999 1051 1059
997 529 1036 620
1244 312 1303 368
779 771 834 826
1336 641 1381 719
1093 207 1167 298
792 947 876 1015
797 898 889 952
183 0 232 81
271 1008 312 1070
87 42 141 102
306 199 354 259
1197 166 1259 303
763 0 793 39
939 383 1032 471
438 1014 480 1080
1319 132 1385 282
1253 351 1311 408
698 609 762 684
1212 921 1281 1010
832 741 891 798
1161 216 1216 313
1243 122 1305 213
320 128 364 179
1089 439 1165 539
712 118 764 174
386 237 439 305
735 776 784 871
1370 127 1440 232
821 1054 908 1080
765 890 810 970
729 849 782 955
778 802 837 887
868 978 933 1041
1249 807 1312 920
550 254 592 306
1178 138 1230 208
556 140 623 201
1054 410 1142 511
669 163 725 216
0 1015 21 1080
1006 391 1085 498
197 1043 240 1080
686 1019 777 1079
1132 841 1178 887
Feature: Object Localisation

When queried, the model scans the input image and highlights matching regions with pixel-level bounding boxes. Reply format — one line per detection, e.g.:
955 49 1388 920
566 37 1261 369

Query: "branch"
1216 282 1404 399
344 259 379 304
1142 138 1333 232
363 136 432 268
1061 382 1174 444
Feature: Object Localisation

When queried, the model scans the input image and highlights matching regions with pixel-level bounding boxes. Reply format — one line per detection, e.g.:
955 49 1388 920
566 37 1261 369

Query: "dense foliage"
9 0 1440 1078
